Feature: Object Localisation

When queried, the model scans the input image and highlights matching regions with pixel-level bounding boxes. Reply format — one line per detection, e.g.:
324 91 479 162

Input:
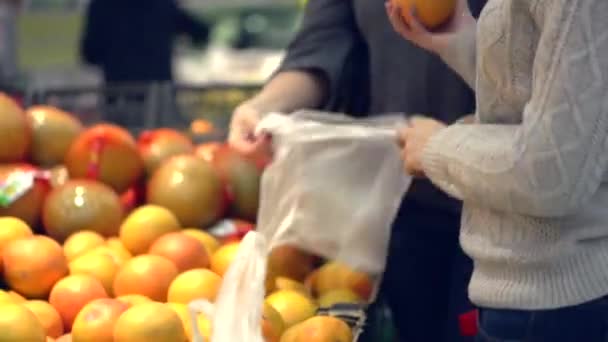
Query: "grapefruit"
48 274 109 330
71 298 130 342
194 142 222 163
147 155 226 228
3 235 68 298
113 302 188 342
137 128 194 175
0 93 30 162
148 232 209 272
0 303 46 342
69 251 119 296
0 164 51 228
118 204 181 255
112 254 178 302
182 228 220 255
27 106 83 167
64 123 143 193
265 290 318 328
213 146 261 221
268 245 316 282
42 180 124 242
22 300 64 338
167 268 221 304
210 242 240 277
394 0 456 29
63 231 106 261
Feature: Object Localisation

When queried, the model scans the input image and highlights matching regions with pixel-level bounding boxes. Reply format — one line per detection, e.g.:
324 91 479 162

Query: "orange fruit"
23 300 64 338
71 298 130 342
182 228 220 255
0 216 33 274
115 294 152 306
113 302 188 342
69 251 119 296
3 235 69 298
149 232 209 272
265 290 317 328
280 316 353 342
313 262 374 301
48 274 109 330
210 242 240 277
119 205 181 255
0 303 47 342
63 231 105 261
87 245 129 267
394 0 456 29
113 254 178 302
166 303 193 340
167 268 221 304
105 238 132 262
262 301 285 342
0 290 26 304
318 289 363 308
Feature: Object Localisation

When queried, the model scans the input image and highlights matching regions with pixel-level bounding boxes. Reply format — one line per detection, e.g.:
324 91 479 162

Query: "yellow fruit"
113 302 188 342
166 303 193 340
318 289 363 308
63 231 105 261
182 228 220 255
210 242 240 277
0 303 47 342
167 268 221 304
22 300 64 338
274 277 311 297
115 294 151 306
0 217 33 250
119 205 181 255
279 316 353 342
69 251 119 296
265 290 318 328
262 301 285 342
87 246 129 267
105 238 132 262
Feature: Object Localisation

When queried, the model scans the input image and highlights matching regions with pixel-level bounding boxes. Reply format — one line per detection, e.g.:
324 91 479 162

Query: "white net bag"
189 111 412 342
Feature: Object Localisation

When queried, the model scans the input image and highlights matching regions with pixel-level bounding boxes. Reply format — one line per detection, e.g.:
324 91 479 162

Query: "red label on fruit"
0 171 35 207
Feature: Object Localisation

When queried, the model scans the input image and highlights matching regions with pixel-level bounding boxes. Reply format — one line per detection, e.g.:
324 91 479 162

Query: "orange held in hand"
393 0 456 29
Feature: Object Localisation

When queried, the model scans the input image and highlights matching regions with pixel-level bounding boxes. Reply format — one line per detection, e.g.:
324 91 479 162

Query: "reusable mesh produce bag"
189 111 412 342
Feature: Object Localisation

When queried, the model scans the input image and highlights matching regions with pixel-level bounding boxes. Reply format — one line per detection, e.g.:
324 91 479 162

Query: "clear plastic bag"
189 111 412 342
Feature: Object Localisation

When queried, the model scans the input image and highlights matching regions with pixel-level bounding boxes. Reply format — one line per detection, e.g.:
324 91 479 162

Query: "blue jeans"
476 296 608 342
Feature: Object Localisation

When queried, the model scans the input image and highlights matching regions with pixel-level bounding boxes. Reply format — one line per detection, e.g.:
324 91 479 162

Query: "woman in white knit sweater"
387 0 608 340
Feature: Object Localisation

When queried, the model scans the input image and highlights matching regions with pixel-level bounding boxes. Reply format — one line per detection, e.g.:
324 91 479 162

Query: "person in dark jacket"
81 0 208 83
80 0 209 128
228 1 487 341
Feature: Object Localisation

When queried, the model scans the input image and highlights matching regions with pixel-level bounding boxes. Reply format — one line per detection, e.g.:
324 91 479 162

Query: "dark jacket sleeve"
173 1 209 45
80 0 107 66
277 0 369 114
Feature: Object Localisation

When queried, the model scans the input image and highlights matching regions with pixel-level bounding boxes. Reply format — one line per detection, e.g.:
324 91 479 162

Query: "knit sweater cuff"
421 127 462 200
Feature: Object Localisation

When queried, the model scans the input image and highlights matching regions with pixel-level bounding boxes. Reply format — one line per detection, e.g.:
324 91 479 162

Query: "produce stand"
5 81 399 342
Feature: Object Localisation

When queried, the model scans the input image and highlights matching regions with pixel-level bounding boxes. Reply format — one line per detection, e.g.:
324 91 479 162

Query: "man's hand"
228 101 272 160
398 116 446 177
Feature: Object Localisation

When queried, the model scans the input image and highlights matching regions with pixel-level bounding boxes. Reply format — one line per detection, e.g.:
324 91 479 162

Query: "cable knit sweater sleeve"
421 0 608 217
